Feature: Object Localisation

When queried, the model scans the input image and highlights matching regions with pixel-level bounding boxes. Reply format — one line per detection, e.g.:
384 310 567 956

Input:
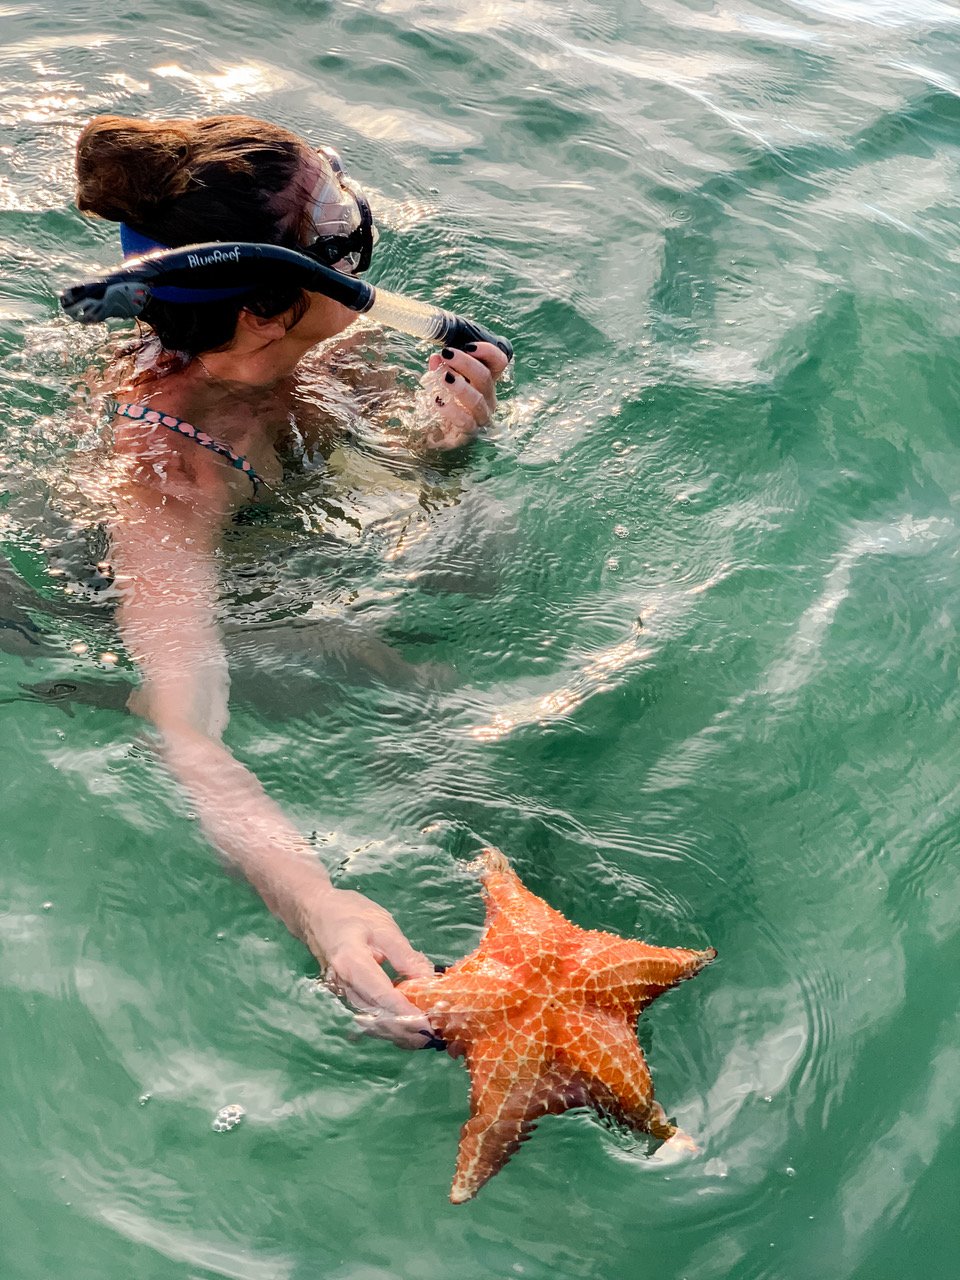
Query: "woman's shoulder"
109 373 282 515
107 386 238 516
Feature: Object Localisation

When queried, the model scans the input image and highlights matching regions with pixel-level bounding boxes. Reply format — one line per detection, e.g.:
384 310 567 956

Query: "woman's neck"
194 332 315 388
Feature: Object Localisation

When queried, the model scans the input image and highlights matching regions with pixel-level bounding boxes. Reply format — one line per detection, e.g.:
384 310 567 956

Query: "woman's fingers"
429 341 507 404
329 948 434 1049
438 370 490 423
352 1010 439 1049
427 340 509 377
427 352 494 409
442 340 510 381
372 926 435 980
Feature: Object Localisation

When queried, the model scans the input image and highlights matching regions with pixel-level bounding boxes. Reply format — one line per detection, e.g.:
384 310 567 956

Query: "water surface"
2 1 959 1277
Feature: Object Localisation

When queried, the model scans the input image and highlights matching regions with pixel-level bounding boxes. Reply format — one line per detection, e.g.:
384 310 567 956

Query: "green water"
2 0 959 1276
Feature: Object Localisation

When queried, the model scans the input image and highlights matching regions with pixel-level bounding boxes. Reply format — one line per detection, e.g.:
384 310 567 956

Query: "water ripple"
2 0 960 1277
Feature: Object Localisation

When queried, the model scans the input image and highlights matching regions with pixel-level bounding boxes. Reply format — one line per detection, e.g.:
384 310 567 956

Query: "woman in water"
74 113 509 1047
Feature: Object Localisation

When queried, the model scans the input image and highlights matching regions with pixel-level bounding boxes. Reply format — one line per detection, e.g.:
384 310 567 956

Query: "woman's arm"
110 478 436 1047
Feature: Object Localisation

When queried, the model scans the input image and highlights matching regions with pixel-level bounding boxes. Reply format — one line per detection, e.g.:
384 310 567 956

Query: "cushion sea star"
399 847 716 1203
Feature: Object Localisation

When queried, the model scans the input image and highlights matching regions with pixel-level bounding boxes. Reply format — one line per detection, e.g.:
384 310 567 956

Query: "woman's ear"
235 308 290 345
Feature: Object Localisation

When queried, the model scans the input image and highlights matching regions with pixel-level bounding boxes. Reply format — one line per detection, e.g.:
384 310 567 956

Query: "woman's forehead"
287 147 328 201
277 147 334 232
299 147 331 188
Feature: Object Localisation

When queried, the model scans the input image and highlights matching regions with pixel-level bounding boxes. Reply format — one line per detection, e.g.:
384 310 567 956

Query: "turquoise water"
2 0 959 1276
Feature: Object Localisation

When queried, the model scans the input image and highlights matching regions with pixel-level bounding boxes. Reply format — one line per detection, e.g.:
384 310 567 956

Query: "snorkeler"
68 114 511 1048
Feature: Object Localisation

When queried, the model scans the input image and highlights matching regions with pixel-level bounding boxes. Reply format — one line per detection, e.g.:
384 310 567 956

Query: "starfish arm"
449 1013 553 1204
552 1005 676 1141
477 847 570 936
473 851 583 980
565 933 717 1014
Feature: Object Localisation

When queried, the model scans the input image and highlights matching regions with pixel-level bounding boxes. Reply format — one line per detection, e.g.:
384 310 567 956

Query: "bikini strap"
106 398 266 495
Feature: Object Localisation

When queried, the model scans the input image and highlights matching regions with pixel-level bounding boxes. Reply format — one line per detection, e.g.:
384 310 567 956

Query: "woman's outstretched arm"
110 477 436 1047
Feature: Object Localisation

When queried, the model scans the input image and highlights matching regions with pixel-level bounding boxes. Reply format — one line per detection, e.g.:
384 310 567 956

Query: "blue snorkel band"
119 224 254 304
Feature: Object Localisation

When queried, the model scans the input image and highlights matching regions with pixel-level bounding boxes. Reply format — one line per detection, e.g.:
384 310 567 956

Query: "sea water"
1 2 958 1277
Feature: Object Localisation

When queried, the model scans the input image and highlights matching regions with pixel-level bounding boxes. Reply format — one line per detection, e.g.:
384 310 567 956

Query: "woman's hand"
305 885 439 1049
416 341 511 450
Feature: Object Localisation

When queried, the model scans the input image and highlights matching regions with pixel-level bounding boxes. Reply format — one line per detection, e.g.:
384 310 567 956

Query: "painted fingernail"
434 963 448 973
464 342 477 352
444 371 456 384
418 1029 448 1051
441 347 454 359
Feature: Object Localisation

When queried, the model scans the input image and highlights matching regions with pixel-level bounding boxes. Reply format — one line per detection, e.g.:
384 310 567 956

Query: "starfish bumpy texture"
399 848 716 1203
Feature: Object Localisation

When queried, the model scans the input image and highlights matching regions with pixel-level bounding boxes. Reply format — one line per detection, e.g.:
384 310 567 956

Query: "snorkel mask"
117 145 378 286
303 146 378 276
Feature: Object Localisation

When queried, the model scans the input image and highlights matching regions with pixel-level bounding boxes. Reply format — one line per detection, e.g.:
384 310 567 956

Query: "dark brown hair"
75 114 310 354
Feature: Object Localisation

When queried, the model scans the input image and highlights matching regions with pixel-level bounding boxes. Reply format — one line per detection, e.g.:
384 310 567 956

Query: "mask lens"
305 147 376 275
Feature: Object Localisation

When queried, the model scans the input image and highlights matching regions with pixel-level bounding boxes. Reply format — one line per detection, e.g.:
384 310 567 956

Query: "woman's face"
281 148 365 344
289 279 358 346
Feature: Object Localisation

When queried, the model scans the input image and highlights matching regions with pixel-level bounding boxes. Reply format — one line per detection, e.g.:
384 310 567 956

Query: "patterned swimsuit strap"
108 399 266 495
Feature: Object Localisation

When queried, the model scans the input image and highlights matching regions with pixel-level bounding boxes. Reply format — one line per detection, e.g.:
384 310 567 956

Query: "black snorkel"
59 241 513 359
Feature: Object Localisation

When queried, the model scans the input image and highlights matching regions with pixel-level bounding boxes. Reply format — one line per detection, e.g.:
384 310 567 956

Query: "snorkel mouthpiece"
436 314 513 359
59 241 513 359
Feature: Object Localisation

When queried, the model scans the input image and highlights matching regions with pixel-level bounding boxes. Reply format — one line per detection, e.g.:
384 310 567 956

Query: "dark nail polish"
434 963 448 973
441 347 454 359
418 1029 448 1051
464 342 477 352
444 371 456 384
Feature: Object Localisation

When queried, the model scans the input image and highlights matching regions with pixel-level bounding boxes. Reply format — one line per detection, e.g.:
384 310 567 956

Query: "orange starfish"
399 848 716 1203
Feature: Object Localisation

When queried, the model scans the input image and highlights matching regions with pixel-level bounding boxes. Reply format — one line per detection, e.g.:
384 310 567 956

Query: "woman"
75 113 509 1048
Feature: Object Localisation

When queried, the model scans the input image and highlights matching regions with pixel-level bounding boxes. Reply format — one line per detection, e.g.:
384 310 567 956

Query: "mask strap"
119 223 253 304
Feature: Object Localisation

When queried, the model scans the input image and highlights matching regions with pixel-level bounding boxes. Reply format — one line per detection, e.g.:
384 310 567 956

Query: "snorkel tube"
59 241 513 359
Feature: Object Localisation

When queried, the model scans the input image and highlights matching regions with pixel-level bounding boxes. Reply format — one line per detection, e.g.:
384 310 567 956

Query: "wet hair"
75 114 310 355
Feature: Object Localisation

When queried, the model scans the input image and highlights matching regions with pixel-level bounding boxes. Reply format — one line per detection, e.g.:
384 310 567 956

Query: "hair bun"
75 115 196 225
